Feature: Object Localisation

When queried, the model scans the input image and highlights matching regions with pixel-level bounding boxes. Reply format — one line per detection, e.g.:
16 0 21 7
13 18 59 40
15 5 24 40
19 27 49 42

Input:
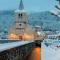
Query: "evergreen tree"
50 0 60 17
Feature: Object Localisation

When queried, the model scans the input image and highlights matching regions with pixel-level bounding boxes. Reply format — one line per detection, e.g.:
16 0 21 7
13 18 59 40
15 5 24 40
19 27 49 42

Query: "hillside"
0 11 60 33
29 11 60 31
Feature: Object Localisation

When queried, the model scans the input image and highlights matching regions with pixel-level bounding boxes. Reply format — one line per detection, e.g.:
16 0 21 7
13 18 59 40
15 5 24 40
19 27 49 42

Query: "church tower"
8 0 34 40
14 0 28 38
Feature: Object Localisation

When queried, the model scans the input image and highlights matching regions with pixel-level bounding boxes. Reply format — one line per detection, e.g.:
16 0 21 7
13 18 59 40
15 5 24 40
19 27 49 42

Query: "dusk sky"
0 0 56 12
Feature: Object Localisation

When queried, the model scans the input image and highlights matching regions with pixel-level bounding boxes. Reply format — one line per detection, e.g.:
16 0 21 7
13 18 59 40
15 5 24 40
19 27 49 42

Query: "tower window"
18 14 22 18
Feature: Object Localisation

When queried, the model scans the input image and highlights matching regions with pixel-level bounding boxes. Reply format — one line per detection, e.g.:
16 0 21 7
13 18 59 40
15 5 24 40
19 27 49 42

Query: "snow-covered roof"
0 41 34 52
48 33 60 37
15 9 26 13
43 39 60 47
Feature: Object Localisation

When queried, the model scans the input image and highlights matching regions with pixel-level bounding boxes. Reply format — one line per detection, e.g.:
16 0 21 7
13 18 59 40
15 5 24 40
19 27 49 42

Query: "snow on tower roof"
15 9 26 13
15 0 26 13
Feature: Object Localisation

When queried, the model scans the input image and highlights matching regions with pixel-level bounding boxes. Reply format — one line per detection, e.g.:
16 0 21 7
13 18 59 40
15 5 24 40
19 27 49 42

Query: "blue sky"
0 0 56 12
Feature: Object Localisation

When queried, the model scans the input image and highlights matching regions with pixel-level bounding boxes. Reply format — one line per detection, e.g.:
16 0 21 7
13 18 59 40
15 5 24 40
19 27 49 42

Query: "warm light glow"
27 47 40 60
23 33 34 40
8 33 19 40
8 33 34 40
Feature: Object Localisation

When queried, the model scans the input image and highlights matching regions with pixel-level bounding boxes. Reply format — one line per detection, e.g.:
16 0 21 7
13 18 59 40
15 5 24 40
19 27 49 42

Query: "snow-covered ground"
41 39 60 60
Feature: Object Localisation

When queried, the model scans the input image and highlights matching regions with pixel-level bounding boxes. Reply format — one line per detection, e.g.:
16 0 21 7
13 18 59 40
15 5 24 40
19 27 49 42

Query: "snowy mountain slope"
29 11 60 31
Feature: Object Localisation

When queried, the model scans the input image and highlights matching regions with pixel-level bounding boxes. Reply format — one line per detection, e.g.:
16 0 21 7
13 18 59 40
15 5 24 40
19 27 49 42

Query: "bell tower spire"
19 0 24 10
8 0 28 40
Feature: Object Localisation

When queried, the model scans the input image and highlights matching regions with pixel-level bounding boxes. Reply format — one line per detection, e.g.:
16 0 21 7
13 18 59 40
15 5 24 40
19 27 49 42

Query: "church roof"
19 0 24 10
15 0 26 13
